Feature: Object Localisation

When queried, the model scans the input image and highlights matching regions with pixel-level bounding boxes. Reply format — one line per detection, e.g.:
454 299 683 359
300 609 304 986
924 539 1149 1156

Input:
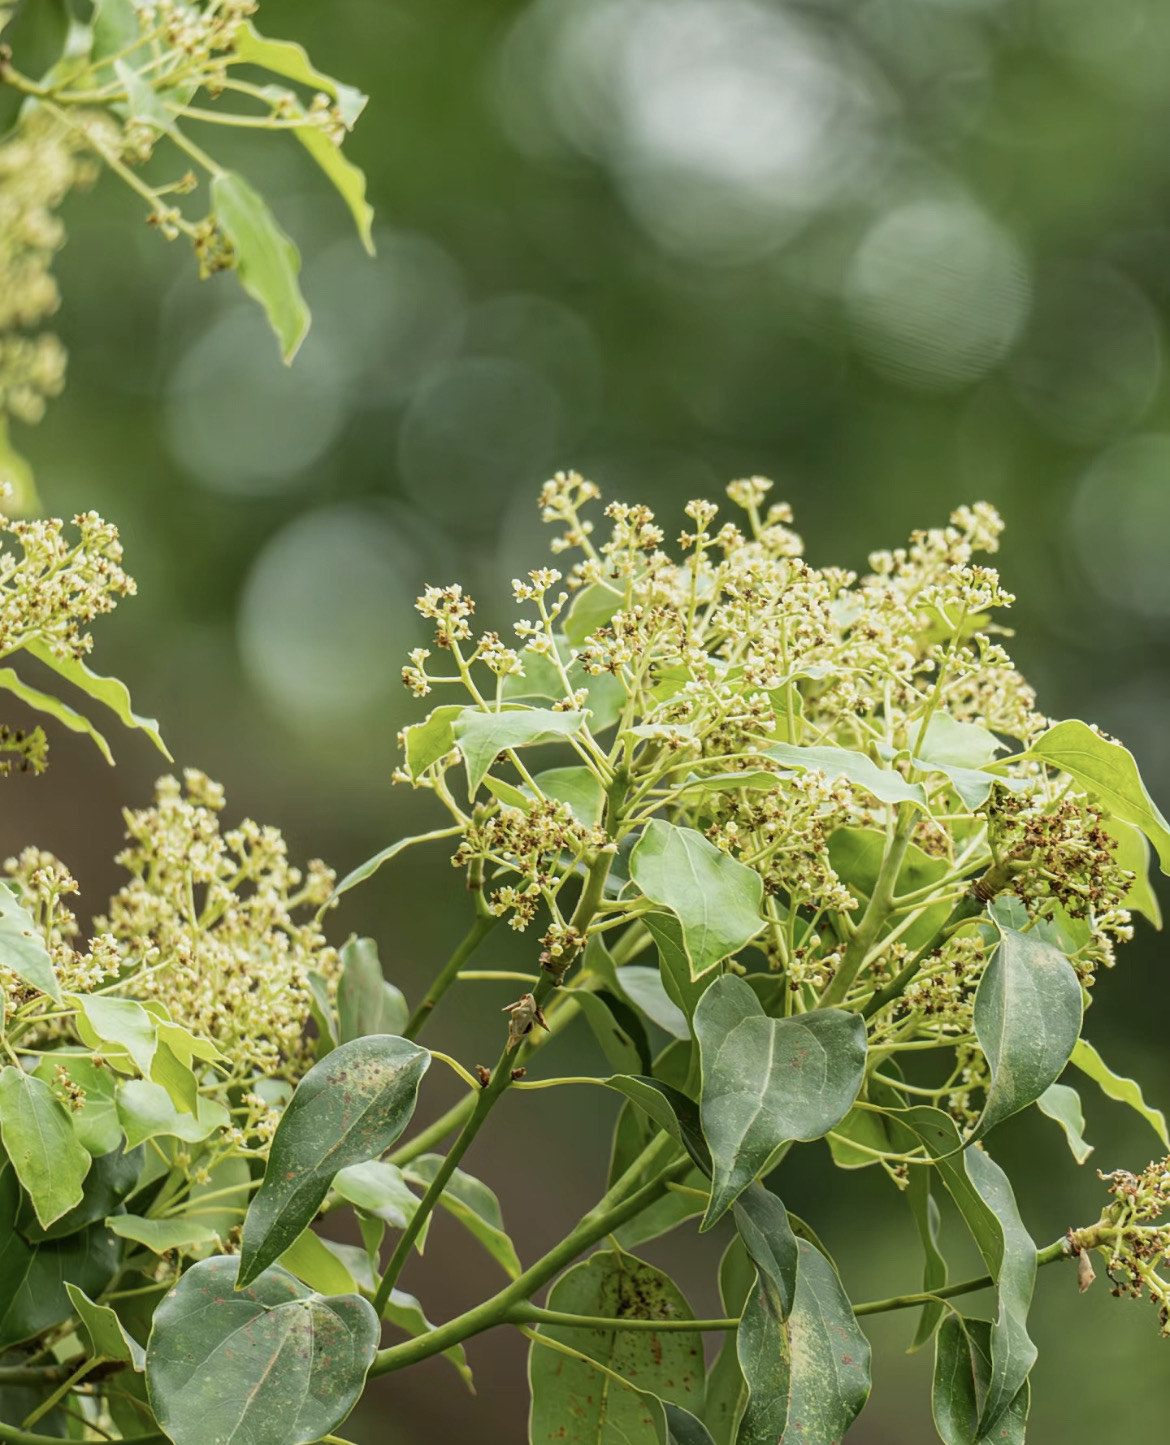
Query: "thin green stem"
854 1236 1071 1316
0 1425 163 1445
404 910 498 1039
21 1356 103 1430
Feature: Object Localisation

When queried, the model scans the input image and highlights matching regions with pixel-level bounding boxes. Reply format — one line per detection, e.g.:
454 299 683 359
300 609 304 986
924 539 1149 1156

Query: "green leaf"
0 1162 120 1350
829 827 953 949
894 1108 1036 1436
145 1255 378 1445
232 20 369 128
279 1226 360 1295
1070 1037 1169 1149
0 882 60 1002
210 171 310 364
74 994 157 1077
1036 1082 1093 1164
19 1140 142 1243
615 965 690 1040
694 976 866 1226
338 936 408 1042
404 703 465 777
0 416 38 513
1104 815 1162 928
333 1159 423 1233
642 910 711 1020
534 765 606 826
0 667 113 762
732 1182 798 1312
972 922 1083 1138
564 580 625 647
0 1066 91 1228
290 111 375 255
106 1214 220 1254
114 57 175 131
328 825 458 906
25 641 170 759
115 1080 229 1148
911 714 1002 768
380 1285 474 1390
575 989 651 1076
33 1052 121 1156
503 637 625 731
238 1034 430 1286
765 741 928 809
1023 717 1170 872
701 1237 752 1444
827 1101 894 1169
932 1314 1029 1445
908 1164 948 1351
736 1238 871 1445
528 1249 706 1443
453 706 587 798
630 822 764 979
65 1283 146 1370
403 1153 522 1279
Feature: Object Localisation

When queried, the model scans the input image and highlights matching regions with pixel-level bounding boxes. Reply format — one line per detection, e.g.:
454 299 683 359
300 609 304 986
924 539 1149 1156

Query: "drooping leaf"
736 1238 871 1445
33 1052 121 1156
0 1066 91 1228
403 1153 522 1279
895 1108 1036 1436
145 1255 378 1445
328 825 460 904
1023 718 1170 872
599 1074 709 1174
238 1034 430 1286
616 965 690 1040
575 989 652 1076
211 171 310 364
19 1140 141 1243
0 1163 120 1350
333 1159 423 1233
0 882 60 1002
694 976 866 1226
453 706 587 798
25 641 170 758
972 922 1083 1138
1104 815 1162 928
232 20 369 127
702 1237 752 1444
338 936 408 1042
1036 1082 1093 1164
116 1079 230 1148
282 100 375 254
1070 1037 1169 1149
65 1283 146 1370
932 1314 1030 1445
643 910 713 1019
765 741 928 809
0 667 113 762
380 1285 474 1390
107 1214 220 1254
528 1249 706 1443
630 822 764 979
732 1183 798 1312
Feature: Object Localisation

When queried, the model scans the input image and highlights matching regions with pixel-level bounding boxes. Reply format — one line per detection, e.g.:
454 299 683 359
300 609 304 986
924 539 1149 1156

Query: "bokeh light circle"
1069 433 1170 619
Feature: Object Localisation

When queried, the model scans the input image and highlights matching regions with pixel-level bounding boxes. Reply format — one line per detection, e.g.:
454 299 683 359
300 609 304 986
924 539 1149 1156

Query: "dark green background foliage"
7 0 1170 1438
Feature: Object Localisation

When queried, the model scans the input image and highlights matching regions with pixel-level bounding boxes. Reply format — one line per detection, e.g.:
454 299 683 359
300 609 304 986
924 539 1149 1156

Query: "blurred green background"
8 0 1170 1437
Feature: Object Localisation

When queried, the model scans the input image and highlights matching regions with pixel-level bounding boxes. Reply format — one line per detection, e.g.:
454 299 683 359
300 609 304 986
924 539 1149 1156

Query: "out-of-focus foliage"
3 0 1170 1441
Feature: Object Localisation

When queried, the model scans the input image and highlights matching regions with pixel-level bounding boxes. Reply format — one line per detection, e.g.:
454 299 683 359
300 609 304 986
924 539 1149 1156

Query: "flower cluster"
1078 1156 1170 1334
97 769 339 1082
1 847 122 1001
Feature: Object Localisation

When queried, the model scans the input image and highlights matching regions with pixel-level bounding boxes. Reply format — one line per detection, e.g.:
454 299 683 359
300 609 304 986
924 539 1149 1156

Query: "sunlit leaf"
1104 815 1161 928
453 705 587 798
0 1066 90 1228
116 1079 230 1148
972 922 1083 1138
107 1214 219 1254
404 704 464 777
25 641 170 758
145 1255 378 1445
765 741 928 809
694 976 865 1226
1070 1037 1169 1149
279 1226 360 1295
211 170 310 363
0 881 60 1002
534 765 606 826
238 1034 430 1286
630 822 763 979
0 666 113 762
66 1282 146 1370
232 20 369 128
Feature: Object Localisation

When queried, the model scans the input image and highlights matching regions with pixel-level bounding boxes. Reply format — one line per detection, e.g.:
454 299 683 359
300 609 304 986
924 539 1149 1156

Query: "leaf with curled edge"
238 1034 429 1286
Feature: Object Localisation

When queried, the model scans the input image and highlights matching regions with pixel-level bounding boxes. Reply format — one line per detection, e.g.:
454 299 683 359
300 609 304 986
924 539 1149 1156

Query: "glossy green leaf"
232 20 368 127
403 1153 522 1278
338 936 408 1042
643 910 712 1020
973 923 1083 1138
107 1214 220 1254
528 1249 706 1443
1070 1038 1169 1149
733 1182 798 1312
453 706 587 797
0 666 113 762
25 641 170 758
1035 1082 1093 1164
238 1034 430 1285
695 976 866 1226
32 1052 121 1155
631 822 764 979
765 741 928 809
404 704 464 777
65 1283 146 1369
116 1079 230 1148
19 1140 141 1243
534 764 606 825
211 171 310 364
1024 718 1170 872
0 882 60 1002
145 1255 378 1445
0 1066 90 1228
736 1238 871 1445
0 1162 120 1349
1105 815 1162 928
895 1108 1036 1436
932 1314 1029 1445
